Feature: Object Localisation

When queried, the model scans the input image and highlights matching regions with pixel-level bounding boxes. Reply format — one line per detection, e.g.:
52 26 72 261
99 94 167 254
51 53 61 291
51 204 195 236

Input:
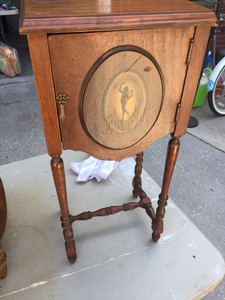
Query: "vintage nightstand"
20 0 216 264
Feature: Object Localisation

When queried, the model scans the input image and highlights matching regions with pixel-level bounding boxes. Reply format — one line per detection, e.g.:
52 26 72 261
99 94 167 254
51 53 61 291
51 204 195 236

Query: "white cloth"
71 156 119 182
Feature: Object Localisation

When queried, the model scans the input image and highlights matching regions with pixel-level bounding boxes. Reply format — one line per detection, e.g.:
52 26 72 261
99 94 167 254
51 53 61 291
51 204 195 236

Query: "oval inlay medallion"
80 46 164 150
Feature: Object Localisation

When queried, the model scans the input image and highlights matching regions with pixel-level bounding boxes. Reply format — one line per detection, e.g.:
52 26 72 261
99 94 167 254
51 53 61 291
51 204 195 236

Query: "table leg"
152 137 180 241
50 156 77 263
132 151 144 198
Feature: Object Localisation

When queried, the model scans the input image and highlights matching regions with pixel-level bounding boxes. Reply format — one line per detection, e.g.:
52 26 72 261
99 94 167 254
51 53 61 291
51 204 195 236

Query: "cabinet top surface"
20 0 216 34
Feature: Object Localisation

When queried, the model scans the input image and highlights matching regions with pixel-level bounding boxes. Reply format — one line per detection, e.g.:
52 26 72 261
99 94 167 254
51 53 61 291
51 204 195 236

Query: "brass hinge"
186 38 194 66
174 103 181 125
56 93 69 121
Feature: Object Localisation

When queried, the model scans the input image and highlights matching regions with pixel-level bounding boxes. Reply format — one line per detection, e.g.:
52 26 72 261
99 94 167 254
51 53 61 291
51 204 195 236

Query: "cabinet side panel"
27 34 62 155
174 26 211 136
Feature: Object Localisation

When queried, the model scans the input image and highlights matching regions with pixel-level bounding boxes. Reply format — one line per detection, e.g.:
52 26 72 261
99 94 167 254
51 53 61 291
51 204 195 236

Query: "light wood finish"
19 0 216 33
174 26 212 136
48 27 197 159
27 34 62 156
20 0 216 263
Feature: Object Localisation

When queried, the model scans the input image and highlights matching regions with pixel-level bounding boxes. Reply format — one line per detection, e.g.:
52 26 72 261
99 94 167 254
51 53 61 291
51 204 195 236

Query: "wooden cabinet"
20 0 216 264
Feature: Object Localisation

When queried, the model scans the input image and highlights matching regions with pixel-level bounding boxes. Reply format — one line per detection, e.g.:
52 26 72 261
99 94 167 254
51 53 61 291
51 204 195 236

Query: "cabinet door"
48 27 194 159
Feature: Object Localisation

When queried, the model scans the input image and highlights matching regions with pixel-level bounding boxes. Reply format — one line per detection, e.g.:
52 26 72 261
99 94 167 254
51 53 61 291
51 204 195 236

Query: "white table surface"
0 151 224 299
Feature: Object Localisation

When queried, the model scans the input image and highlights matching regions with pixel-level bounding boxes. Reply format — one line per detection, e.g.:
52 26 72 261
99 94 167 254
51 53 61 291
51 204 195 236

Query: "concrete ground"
1 33 225 299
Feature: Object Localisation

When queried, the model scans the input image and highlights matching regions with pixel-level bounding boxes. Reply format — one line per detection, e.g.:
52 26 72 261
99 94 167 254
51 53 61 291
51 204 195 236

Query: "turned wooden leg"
51 155 77 263
152 137 180 242
132 152 144 198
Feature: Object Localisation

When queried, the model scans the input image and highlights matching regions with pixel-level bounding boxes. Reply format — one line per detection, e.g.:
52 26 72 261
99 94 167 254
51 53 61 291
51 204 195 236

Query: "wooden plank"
20 0 216 34
174 26 211 136
27 34 62 156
